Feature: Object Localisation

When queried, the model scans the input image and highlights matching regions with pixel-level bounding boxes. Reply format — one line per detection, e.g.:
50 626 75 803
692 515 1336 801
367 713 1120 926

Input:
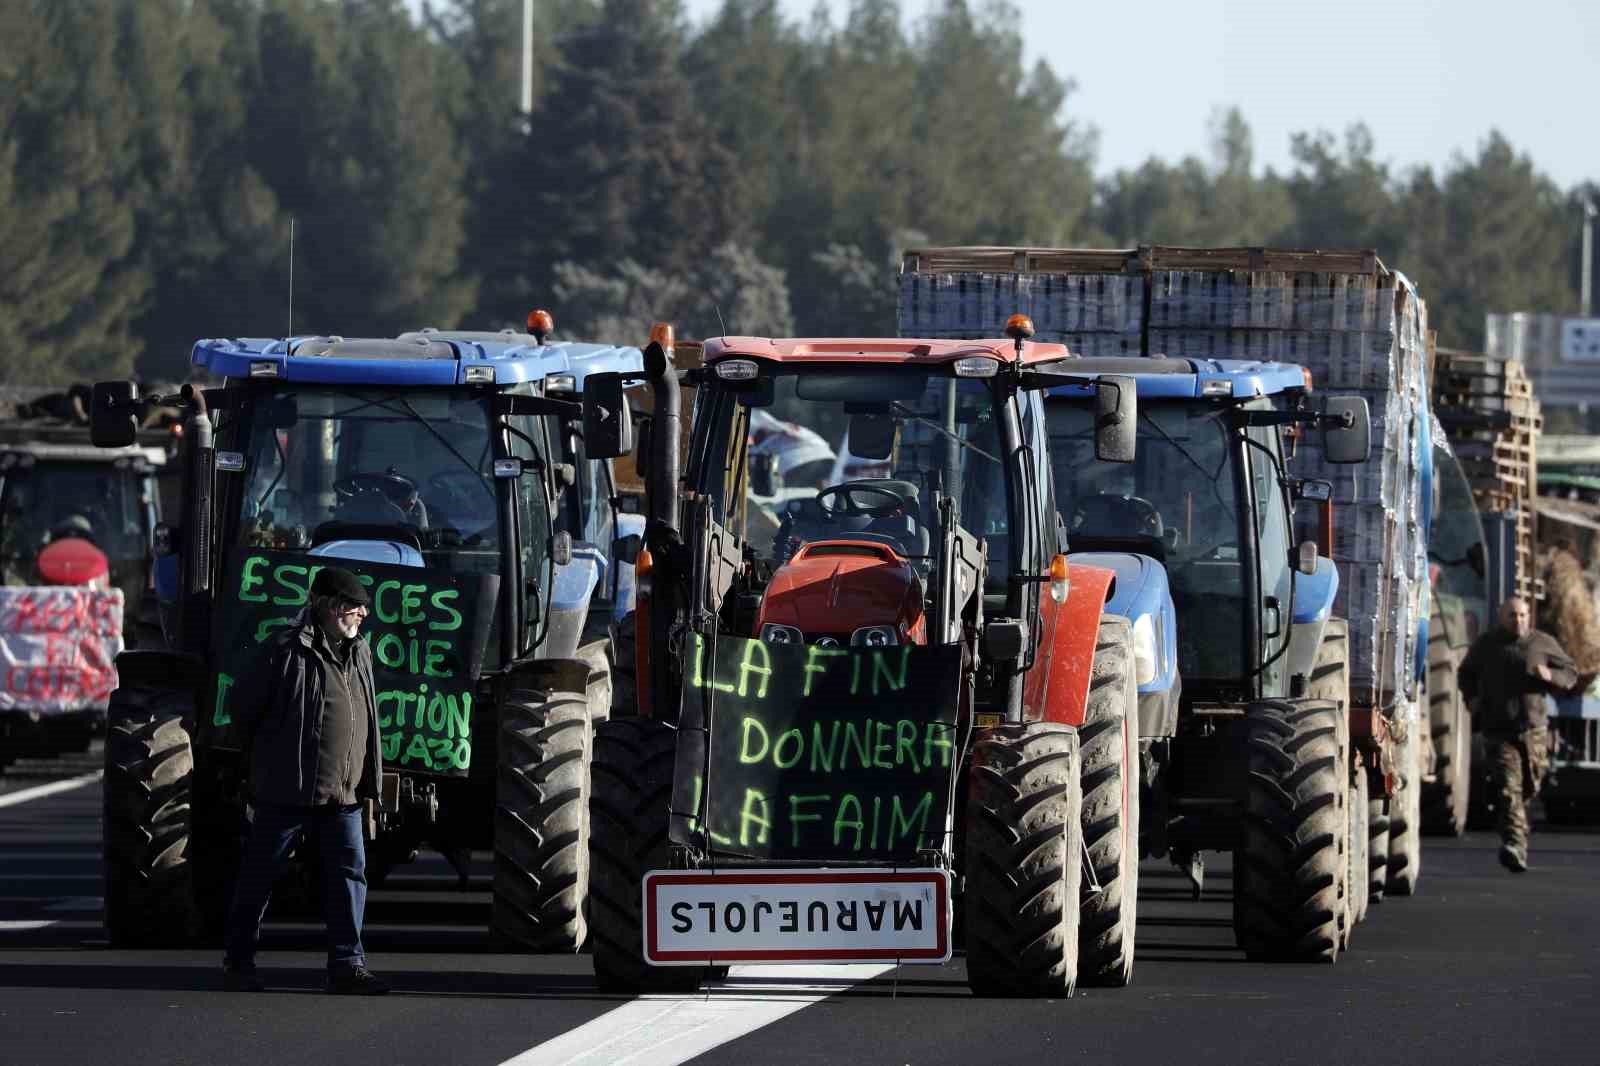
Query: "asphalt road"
1 755 1596 1066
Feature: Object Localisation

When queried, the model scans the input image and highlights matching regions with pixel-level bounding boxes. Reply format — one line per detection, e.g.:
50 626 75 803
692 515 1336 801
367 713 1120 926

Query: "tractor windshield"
698 368 1008 575
1047 397 1248 680
0 459 151 586
231 387 506 570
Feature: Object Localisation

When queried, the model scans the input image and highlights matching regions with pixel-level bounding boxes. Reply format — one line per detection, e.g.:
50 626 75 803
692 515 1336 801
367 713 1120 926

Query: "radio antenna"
287 216 296 339
714 303 728 335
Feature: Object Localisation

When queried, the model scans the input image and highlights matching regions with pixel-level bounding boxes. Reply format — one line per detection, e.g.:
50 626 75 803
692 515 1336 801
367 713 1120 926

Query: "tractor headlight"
1131 614 1158 686
761 623 803 645
851 625 899 648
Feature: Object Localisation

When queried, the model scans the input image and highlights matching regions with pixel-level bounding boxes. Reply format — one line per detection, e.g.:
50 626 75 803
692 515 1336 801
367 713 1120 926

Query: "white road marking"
0 771 102 810
499 964 893 1066
0 920 59 932
43 896 102 912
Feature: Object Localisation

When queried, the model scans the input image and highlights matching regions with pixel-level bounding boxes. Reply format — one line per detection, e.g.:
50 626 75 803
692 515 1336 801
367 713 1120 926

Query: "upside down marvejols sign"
209 549 498 776
0 587 123 712
670 634 965 862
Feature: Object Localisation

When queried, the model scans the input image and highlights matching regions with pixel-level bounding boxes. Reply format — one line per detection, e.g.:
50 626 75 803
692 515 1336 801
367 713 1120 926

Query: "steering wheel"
1071 494 1163 539
336 469 420 503
815 482 911 520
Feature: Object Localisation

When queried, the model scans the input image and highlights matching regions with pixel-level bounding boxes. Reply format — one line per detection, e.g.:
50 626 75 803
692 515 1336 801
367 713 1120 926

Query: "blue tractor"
1043 357 1375 961
397 317 647 715
90 328 636 951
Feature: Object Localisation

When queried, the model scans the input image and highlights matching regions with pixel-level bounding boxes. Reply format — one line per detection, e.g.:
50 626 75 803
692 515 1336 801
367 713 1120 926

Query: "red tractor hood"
757 540 925 643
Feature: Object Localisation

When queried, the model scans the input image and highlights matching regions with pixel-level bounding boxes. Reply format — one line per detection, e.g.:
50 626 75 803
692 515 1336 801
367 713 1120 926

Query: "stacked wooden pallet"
1432 347 1542 606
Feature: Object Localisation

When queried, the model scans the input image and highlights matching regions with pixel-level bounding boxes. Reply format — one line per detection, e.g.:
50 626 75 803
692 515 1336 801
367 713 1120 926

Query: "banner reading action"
210 549 498 776
0 587 123 712
670 634 964 863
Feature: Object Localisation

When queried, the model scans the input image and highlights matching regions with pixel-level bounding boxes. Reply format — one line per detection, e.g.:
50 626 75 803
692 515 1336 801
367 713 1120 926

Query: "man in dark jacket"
1458 597 1578 873
222 566 388 994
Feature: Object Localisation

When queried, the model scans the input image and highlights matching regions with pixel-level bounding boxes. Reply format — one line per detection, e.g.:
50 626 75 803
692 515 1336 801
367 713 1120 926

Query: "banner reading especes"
208 548 498 776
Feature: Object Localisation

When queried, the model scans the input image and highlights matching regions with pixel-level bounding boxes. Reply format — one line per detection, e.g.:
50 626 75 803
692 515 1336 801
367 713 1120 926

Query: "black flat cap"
311 566 370 606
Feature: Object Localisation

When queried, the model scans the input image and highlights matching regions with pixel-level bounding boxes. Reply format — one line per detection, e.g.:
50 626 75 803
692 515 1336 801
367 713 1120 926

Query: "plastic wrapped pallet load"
898 245 1429 715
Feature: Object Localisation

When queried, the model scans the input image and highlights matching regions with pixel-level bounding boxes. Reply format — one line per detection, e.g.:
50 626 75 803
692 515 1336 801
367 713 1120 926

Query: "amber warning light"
527 309 555 343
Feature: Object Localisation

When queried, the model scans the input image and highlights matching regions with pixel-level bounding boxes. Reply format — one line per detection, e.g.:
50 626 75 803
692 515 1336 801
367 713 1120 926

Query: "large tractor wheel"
1386 723 1423 896
491 676 595 952
1078 618 1141 988
1346 761 1370 931
103 684 198 948
1304 620 1354 942
589 717 704 994
577 638 613 728
1233 700 1346 963
965 722 1083 997
1422 628 1471 836
1368 794 1390 903
609 611 638 718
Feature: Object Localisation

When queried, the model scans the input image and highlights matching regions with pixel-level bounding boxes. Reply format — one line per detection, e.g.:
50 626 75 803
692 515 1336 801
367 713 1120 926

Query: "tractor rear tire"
610 612 638 718
1386 724 1422 896
1305 620 1354 943
1422 627 1471 836
491 682 594 952
1368 795 1390 903
1346 761 1370 932
1078 618 1141 988
1232 700 1345 963
589 717 704 994
103 686 198 948
964 722 1083 997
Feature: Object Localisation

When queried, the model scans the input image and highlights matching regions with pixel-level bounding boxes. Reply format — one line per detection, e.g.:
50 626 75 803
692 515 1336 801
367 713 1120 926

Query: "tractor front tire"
589 718 703 994
965 723 1083 997
1368 795 1390 903
1305 620 1355 943
491 683 594 952
103 686 198 948
1422 632 1471 836
1386 724 1423 896
1233 700 1346 963
1078 618 1141 988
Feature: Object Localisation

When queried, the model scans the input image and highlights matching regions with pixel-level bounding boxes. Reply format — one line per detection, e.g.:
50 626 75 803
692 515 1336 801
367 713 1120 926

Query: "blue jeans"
224 803 368 973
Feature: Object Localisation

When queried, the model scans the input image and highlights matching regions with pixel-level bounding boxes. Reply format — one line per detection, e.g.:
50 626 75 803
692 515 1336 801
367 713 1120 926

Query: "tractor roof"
1043 356 1310 400
702 336 1069 367
193 334 640 388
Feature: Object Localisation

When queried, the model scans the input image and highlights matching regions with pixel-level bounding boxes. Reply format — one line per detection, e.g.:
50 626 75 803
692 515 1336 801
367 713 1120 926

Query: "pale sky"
673 0 1600 189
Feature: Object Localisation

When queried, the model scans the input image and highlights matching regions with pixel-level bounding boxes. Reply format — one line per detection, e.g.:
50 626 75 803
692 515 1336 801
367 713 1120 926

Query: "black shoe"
1498 845 1528 873
223 960 265 993
327 966 389 995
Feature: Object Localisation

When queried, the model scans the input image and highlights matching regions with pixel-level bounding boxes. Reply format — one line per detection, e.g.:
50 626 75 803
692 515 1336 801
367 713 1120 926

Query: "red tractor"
580 321 1145 996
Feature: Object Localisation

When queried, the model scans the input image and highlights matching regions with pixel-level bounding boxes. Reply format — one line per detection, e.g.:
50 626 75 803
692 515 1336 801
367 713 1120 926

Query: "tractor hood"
757 540 925 644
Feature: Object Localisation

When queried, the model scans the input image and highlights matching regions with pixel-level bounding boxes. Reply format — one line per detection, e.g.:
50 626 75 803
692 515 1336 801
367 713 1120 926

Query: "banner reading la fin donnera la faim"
670 633 965 863
209 548 498 776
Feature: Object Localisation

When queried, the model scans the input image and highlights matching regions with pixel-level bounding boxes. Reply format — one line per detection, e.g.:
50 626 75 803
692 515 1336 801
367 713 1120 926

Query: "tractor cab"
1045 358 1370 704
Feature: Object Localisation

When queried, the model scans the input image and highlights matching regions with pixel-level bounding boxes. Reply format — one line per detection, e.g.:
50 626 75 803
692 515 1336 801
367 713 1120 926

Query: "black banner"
670 634 964 862
206 548 498 777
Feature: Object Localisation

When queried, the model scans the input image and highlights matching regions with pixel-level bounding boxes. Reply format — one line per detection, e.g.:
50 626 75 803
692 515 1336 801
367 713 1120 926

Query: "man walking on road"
222 566 389 994
1458 597 1578 873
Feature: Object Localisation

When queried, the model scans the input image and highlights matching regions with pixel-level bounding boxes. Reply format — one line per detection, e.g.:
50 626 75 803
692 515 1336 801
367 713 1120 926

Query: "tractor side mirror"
1321 396 1371 464
581 373 633 459
1093 375 1137 463
613 533 642 564
633 417 653 480
91 381 140 448
1291 478 1333 503
749 451 779 498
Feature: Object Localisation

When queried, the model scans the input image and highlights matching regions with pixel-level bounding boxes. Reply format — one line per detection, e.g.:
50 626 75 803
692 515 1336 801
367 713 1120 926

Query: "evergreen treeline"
0 0 1592 385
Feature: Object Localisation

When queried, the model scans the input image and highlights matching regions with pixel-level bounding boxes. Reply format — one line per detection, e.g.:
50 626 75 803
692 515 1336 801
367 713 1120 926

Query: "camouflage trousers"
1488 725 1550 854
